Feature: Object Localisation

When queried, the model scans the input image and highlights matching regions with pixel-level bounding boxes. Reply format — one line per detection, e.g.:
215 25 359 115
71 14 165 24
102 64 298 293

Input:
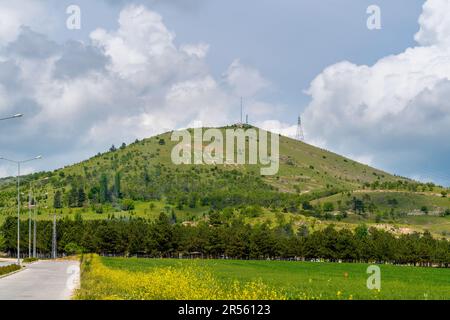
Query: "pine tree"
77 187 86 207
99 174 109 203
114 172 121 199
68 187 78 208
53 190 62 209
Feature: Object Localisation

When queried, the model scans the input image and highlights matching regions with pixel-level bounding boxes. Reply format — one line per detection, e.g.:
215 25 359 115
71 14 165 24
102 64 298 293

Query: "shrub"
323 202 335 212
65 242 85 255
121 199 135 211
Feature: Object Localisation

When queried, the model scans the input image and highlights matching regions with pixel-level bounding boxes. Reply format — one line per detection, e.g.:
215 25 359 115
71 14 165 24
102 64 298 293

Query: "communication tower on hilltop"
240 97 243 125
296 115 305 141
237 97 244 127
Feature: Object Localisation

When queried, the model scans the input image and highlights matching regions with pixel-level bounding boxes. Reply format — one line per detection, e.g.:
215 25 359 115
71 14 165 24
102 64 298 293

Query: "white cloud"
256 120 297 139
0 1 51 45
223 59 270 97
302 0 450 185
180 43 210 59
0 4 276 177
415 0 450 46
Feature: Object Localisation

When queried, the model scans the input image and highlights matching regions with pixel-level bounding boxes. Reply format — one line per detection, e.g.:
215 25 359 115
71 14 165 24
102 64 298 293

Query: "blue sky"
49 0 424 120
1 0 450 186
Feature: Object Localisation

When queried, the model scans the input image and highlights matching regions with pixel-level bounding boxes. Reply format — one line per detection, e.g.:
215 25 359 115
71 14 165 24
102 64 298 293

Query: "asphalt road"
0 260 80 300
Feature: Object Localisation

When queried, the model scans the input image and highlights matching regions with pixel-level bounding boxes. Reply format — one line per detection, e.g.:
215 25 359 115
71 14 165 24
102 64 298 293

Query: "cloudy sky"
0 0 449 186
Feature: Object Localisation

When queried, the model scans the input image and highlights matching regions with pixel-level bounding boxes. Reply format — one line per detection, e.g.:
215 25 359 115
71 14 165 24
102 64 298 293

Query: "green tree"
53 190 62 209
77 187 86 207
0 234 5 252
99 174 109 203
68 187 78 208
322 202 334 212
114 172 122 199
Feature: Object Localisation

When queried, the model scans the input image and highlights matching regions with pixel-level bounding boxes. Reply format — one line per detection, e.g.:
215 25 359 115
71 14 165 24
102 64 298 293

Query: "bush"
22 257 38 263
121 199 135 211
94 204 104 214
323 202 335 212
241 205 263 218
64 242 85 255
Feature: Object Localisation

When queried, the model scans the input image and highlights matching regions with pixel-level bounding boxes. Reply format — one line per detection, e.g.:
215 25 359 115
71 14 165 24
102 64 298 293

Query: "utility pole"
33 204 37 258
30 177 49 258
52 212 57 259
0 155 42 265
28 189 32 258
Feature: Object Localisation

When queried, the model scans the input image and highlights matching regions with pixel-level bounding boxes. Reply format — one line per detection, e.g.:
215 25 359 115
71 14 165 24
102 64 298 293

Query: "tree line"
1 214 448 267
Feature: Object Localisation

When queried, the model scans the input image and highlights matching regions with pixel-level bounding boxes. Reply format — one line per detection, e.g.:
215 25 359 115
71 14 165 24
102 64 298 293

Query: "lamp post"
29 177 49 258
0 155 42 265
0 114 23 121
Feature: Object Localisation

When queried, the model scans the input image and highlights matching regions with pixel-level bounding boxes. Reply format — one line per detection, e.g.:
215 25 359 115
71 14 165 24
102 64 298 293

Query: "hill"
0 125 449 236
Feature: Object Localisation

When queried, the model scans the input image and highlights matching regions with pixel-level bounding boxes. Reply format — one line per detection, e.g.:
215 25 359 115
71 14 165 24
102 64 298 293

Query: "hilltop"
0 126 449 236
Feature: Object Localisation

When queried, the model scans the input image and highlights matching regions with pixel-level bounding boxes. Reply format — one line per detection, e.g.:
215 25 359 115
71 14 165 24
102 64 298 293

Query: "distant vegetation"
2 214 448 266
0 127 449 256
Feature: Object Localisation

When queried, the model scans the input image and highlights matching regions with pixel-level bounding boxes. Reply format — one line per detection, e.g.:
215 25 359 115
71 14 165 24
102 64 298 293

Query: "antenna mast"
240 97 243 125
296 115 305 141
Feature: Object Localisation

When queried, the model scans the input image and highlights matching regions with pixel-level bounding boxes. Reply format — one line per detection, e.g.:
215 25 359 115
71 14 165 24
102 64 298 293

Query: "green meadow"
100 256 450 300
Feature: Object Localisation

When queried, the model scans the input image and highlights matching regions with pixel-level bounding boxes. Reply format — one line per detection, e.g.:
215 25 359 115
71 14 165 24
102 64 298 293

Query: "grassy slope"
101 256 450 300
0 126 448 234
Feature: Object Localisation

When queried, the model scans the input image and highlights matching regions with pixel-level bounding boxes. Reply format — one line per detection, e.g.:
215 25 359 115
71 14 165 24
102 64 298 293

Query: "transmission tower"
296 116 305 141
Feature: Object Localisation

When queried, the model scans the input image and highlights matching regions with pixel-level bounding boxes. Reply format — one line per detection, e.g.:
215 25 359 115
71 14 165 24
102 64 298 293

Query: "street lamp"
29 177 49 258
0 114 23 121
0 155 42 265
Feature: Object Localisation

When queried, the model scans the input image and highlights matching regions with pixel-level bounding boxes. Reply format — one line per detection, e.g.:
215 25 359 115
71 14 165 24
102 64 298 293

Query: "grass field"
78 256 450 300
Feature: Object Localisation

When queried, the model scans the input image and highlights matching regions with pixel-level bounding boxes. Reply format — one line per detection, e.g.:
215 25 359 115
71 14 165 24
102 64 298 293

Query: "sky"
0 0 450 186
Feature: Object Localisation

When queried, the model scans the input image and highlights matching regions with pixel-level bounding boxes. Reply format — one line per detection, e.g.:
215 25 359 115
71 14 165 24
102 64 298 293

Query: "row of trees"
1 214 448 267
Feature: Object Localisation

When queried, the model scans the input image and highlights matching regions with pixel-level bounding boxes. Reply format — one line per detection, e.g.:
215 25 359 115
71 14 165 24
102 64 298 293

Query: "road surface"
0 260 80 300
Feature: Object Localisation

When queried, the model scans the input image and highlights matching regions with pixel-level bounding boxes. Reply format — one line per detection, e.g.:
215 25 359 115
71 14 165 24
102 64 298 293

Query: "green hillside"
0 126 449 236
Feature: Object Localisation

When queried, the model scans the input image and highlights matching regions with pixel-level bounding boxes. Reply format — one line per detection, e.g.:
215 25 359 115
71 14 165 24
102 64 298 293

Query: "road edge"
0 266 26 280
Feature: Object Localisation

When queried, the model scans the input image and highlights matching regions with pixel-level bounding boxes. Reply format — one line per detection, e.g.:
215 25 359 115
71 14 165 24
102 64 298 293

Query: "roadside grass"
0 264 20 277
98 256 450 300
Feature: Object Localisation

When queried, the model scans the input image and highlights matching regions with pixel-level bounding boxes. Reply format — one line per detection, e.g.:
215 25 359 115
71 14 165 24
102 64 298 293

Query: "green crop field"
87 256 450 300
